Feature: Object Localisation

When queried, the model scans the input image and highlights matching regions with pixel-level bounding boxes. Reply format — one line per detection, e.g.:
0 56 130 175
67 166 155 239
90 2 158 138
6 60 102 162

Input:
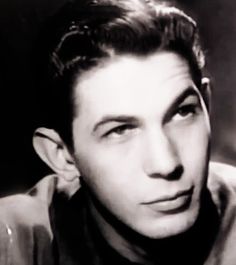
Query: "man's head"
34 0 211 241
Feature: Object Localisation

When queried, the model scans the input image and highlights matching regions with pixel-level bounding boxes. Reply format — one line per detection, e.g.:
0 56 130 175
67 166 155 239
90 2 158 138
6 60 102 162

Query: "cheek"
77 138 142 183
173 115 210 158
186 121 209 164
75 149 136 199
76 152 140 221
174 118 210 184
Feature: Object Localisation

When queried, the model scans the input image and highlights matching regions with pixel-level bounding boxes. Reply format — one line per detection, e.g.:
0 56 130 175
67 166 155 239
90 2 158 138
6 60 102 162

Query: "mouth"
142 187 193 214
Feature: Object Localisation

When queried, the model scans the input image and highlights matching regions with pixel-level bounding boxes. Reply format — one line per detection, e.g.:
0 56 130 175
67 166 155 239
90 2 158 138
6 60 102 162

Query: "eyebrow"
93 116 137 132
172 86 199 106
93 86 199 132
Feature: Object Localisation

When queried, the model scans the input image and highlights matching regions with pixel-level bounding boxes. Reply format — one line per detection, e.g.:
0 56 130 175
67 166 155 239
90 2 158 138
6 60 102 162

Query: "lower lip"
146 193 192 214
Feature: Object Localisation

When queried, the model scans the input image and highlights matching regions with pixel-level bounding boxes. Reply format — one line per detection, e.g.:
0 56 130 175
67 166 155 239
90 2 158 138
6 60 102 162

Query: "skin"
71 51 210 261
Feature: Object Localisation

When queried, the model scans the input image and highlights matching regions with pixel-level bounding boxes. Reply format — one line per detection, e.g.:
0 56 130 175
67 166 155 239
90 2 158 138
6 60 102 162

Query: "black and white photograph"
0 0 236 264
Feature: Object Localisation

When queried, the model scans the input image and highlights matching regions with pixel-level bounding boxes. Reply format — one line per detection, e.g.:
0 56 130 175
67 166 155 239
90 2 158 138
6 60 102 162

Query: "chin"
137 203 200 240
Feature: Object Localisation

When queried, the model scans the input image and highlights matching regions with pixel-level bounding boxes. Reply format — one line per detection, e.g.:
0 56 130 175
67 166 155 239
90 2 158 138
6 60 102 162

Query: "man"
1 0 236 264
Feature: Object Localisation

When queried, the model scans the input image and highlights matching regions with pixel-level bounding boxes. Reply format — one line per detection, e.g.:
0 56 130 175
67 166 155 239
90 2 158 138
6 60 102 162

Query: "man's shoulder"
208 161 236 191
206 163 236 264
0 175 56 226
0 175 62 264
0 173 80 225
208 161 236 215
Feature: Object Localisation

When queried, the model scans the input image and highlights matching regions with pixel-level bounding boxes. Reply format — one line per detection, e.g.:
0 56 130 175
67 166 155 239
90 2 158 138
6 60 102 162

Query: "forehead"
73 51 197 118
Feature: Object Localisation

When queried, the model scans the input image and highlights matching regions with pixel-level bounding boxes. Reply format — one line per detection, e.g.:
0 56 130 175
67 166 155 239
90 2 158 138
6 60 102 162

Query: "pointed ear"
33 127 80 182
200 77 211 112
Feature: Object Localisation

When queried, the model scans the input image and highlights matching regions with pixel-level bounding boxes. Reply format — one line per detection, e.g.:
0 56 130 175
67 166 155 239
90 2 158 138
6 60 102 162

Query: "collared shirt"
0 162 236 265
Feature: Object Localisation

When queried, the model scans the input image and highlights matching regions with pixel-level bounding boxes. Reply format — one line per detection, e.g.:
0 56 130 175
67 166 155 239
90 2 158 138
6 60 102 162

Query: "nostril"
168 165 184 180
148 164 183 180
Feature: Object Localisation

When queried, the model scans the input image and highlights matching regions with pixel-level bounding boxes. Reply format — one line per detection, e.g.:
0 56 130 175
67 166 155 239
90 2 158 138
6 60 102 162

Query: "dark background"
0 0 235 195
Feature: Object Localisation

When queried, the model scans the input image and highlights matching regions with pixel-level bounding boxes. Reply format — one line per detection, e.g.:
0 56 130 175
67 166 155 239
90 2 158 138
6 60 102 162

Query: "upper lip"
142 187 193 205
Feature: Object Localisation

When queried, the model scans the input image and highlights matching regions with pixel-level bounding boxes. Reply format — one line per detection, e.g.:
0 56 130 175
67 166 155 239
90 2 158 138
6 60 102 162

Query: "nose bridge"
143 126 180 178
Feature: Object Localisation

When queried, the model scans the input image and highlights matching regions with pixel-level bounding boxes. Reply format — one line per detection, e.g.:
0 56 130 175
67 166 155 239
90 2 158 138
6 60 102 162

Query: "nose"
142 128 183 180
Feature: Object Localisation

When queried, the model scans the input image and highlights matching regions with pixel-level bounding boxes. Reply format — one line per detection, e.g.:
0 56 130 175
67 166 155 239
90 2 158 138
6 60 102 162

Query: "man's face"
72 51 210 239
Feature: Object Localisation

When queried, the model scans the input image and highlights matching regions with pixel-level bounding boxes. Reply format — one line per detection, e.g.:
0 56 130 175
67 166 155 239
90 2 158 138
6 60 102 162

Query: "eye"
173 104 198 121
104 124 136 138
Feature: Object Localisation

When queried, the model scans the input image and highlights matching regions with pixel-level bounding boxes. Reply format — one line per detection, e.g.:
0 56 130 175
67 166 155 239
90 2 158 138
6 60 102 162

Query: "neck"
88 197 151 264
86 189 219 265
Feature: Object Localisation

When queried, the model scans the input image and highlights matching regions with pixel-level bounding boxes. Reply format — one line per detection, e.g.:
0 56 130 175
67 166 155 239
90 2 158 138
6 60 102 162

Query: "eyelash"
104 124 135 137
175 103 198 118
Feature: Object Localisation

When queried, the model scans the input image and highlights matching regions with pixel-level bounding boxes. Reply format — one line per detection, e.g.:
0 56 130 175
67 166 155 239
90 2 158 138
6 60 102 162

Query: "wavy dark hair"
35 0 205 148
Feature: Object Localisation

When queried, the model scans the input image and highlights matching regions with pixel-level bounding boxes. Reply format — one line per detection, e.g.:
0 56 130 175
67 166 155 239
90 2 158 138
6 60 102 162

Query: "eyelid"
174 104 198 120
95 121 135 138
103 123 136 137
174 96 202 120
179 95 200 106
93 116 138 133
94 121 123 136
163 94 200 123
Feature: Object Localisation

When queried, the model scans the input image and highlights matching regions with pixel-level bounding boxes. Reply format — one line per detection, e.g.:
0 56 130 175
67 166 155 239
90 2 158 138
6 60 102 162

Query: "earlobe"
201 77 211 112
33 127 80 182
